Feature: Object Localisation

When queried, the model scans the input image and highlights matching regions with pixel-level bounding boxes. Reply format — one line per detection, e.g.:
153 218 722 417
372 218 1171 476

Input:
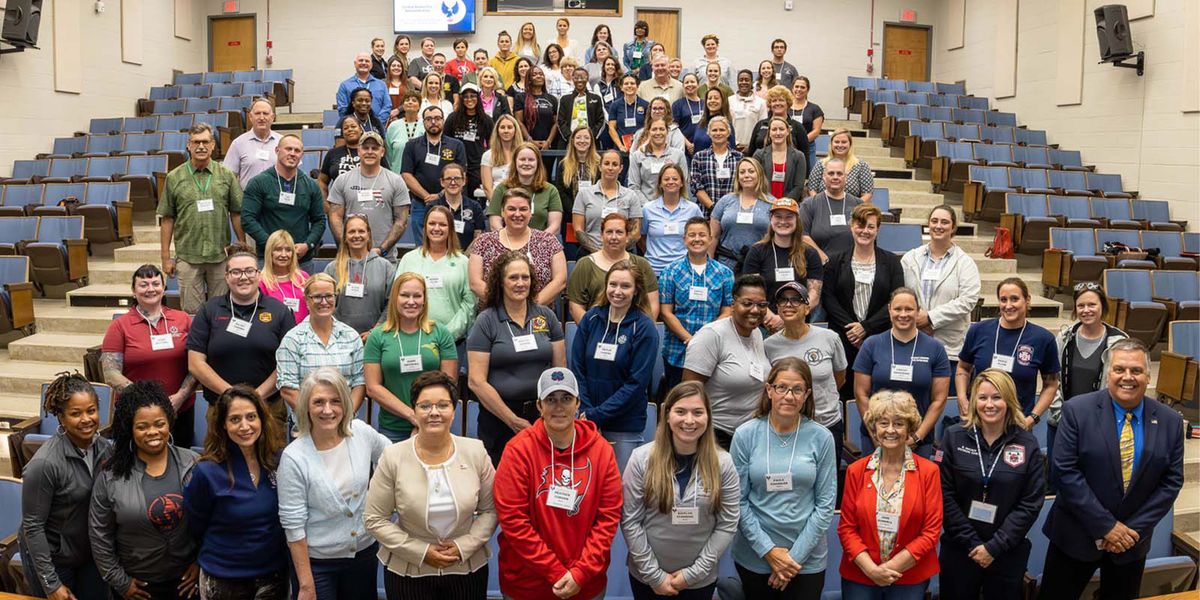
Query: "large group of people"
15 19 1186 600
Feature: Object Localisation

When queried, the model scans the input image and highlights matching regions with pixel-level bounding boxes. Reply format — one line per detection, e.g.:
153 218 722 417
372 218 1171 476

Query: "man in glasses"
242 134 327 273
158 122 245 313
400 105 467 244
327 131 411 258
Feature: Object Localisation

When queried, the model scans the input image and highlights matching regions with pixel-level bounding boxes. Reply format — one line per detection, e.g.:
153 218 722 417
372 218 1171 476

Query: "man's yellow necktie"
1120 411 1135 491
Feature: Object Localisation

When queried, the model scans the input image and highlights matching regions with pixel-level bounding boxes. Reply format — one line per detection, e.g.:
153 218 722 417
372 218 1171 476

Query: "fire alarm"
94 1 106 13
867 48 874 57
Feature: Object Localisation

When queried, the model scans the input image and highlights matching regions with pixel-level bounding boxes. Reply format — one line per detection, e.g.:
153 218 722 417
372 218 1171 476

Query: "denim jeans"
379 425 413 444
602 429 643 473
410 200 427 246
841 578 929 600
289 543 378 600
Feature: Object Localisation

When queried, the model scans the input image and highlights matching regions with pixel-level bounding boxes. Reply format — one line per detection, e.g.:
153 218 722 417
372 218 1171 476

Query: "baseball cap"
775 280 809 304
537 367 579 400
770 197 800 215
459 83 481 96
359 131 384 147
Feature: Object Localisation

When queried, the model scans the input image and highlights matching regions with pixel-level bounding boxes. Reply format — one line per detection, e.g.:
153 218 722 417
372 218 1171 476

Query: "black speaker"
1095 4 1133 61
2 0 43 48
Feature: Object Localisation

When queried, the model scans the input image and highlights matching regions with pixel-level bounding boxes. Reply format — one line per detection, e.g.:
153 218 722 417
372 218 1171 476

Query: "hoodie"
494 418 623 600
570 306 659 433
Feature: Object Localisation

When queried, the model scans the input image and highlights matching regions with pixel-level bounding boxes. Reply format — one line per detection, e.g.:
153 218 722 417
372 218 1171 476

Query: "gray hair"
706 115 730 133
1105 337 1151 373
294 367 354 438
187 122 214 140
825 156 847 171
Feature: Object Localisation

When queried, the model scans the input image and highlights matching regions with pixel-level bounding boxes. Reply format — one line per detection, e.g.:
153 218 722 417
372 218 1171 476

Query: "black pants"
628 574 716 600
735 564 825 600
939 539 1030 600
659 363 685 403
714 428 734 451
172 404 194 449
383 565 488 600
1037 543 1145 600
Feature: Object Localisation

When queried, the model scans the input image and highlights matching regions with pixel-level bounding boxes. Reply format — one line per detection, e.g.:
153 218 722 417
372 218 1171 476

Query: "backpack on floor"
985 226 1015 259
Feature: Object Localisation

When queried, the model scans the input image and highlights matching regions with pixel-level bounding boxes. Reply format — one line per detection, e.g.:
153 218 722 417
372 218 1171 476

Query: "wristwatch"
1031 413 1042 425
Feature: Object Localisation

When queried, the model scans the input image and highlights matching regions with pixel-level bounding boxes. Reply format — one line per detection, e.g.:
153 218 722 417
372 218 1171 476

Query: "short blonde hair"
560 56 579 68
863 390 922 439
294 367 354 437
765 85 794 107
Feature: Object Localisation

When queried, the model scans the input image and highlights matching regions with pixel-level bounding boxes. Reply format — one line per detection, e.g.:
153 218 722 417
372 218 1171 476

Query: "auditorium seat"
985 112 1017 127
242 81 276 99
322 109 341 128
876 223 922 254
1000 193 1055 255
1093 229 1155 270
83 156 129 182
1047 195 1101 228
88 117 125 136
1156 320 1199 408
302 129 336 152
0 186 44 218
202 71 233 85
6 159 49 184
120 132 162 156
1013 127 1048 147
971 142 1017 167
979 125 1015 145
1048 148 1087 171
1152 270 1200 323
1011 145 1052 169
902 122 945 168
961 165 1014 221
927 93 959 108
1087 173 1131 198
0 475 21 592
917 105 953 124
36 183 87 216
174 72 202 85
953 108 986 126
23 216 89 291
943 123 981 143
151 99 187 115
936 82 966 95
1103 269 1167 348
232 70 263 83
1089 198 1139 230
1131 199 1185 231
1048 170 1092 196
301 150 324 180
957 96 988 110
185 97 222 115
1187 232 1200 255
896 91 929 106
79 181 134 244
45 136 86 159
1009 167 1055 195
210 82 243 98
41 158 88 184
157 114 196 133
929 140 976 190
123 116 160 134
178 84 212 99
1042 228 1109 293
0 256 35 336
121 154 169 210
1141 230 1198 270
158 132 189 167
149 85 178 101
0 217 40 254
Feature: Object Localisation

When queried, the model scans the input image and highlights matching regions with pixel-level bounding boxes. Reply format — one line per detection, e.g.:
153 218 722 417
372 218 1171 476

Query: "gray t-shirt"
764 326 848 426
683 317 768 434
572 184 645 248
466 303 564 414
328 167 411 250
799 192 862 257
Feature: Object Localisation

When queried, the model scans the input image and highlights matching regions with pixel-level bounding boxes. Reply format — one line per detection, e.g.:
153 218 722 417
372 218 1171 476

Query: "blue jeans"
410 199 427 246
602 429 643 473
808 303 827 324
841 578 928 600
20 535 108 600
379 425 413 443
290 543 378 600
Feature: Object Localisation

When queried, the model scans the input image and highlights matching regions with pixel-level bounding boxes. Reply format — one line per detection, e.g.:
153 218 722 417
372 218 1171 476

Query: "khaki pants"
177 260 227 314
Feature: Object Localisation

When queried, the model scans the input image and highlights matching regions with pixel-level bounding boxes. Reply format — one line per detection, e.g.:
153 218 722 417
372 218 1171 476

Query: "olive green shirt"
487 182 563 231
157 160 242 264
565 253 659 308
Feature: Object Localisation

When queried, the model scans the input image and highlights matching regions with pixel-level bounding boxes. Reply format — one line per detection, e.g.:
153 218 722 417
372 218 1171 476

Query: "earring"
57 424 66 435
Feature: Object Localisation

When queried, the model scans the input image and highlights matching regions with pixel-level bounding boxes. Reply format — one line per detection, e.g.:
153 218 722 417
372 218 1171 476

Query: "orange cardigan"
837 453 942 586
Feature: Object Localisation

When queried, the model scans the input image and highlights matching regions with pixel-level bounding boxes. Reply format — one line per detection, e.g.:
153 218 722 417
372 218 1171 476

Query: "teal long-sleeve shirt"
730 416 837 574
242 166 326 263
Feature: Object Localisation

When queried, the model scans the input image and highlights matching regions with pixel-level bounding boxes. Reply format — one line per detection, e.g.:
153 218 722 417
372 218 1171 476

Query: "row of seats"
904 122 1057 168
85 110 248 136
1100 269 1200 348
929 141 1085 189
1043 227 1198 296
0 216 90 293
0 183 133 244
862 90 990 110
846 76 967 95
870 103 1015 133
44 132 196 159
963 165 1131 221
2 155 168 212
174 68 293 86
1159 320 1200 409
0 256 35 337
1005 198 1189 253
149 82 276 101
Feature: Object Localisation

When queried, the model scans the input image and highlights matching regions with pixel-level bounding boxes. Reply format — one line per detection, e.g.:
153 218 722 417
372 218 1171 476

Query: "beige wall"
932 0 1200 223
0 0 208 176
206 0 938 119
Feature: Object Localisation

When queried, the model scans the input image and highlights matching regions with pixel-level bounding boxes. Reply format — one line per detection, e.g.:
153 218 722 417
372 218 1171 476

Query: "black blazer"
821 246 904 353
745 117 811 167
1043 390 1184 564
557 91 607 143
753 146 807 200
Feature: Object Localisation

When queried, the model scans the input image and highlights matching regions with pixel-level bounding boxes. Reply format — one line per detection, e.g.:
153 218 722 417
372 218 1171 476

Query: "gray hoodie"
326 254 395 334
89 446 199 592
19 432 113 593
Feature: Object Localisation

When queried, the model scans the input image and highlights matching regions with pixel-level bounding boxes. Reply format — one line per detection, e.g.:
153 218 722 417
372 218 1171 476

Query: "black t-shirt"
742 241 824 310
320 146 391 184
789 103 825 139
1067 338 1104 399
514 91 557 142
143 453 183 533
186 294 296 404
445 112 494 171
441 73 461 98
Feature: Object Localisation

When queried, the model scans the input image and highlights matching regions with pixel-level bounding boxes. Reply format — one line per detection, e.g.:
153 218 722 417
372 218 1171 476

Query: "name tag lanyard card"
623 101 638 129
970 428 1002 524
280 285 301 313
827 195 847 227
276 171 297 206
226 293 259 338
397 328 424 373
890 334 918 383
688 264 709 302
507 319 539 353
685 98 702 125
672 474 701 524
763 421 799 492
356 170 380 206
738 333 766 382
991 320 1027 373
346 261 367 298
772 244 794 283
141 307 174 351
425 139 443 166
593 317 623 362
546 431 578 510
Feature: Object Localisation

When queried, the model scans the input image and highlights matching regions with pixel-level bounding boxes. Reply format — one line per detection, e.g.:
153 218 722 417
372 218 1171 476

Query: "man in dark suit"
1039 338 1184 600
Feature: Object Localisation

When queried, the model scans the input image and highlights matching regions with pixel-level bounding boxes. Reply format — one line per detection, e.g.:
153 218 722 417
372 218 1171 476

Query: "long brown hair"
421 204 463 257
560 126 600 187
477 250 539 313
332 214 372 294
644 381 724 514
200 384 282 487
757 202 807 278
501 142 548 192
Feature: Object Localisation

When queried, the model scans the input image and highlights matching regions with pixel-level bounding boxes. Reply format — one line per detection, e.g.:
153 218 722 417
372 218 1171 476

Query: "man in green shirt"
158 122 245 313
241 134 327 272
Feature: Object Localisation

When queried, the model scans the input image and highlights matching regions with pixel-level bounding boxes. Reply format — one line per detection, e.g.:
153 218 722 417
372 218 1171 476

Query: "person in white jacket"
900 204 980 397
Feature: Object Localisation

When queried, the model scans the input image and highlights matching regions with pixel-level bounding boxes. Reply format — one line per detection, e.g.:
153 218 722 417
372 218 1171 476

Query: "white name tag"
602 207 621 217
716 167 731 179
345 283 365 298
594 342 617 361
735 211 754 224
424 152 440 166
454 219 466 233
891 364 914 382
689 286 709 301
196 198 215 212
663 223 680 235
691 114 702 124
922 268 942 281
765 473 792 492
877 511 900 533
969 500 998 524
400 355 423 373
461 131 477 142
577 179 592 191
672 506 699 525
749 362 765 381
426 274 444 289
624 117 636 128
546 485 577 510
226 318 251 337
357 189 379 204
650 161 664 174
632 51 643 59
283 297 300 312
771 171 786 182
992 354 1015 372
278 191 296 206
830 214 847 226
513 334 538 352
255 149 271 161
150 334 174 351
854 269 873 284
774 267 794 282
603 92 614 103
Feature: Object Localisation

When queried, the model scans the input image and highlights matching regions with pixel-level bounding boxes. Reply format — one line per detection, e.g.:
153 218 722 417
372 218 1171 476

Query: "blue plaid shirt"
689 148 743 215
275 317 365 391
659 257 735 367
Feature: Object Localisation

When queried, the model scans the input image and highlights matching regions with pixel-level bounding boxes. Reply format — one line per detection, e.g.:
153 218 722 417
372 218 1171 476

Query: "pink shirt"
260 273 310 322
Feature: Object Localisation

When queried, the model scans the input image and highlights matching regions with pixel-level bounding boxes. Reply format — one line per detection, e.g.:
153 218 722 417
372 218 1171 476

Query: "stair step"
845 144 893 158
864 156 907 170
0 351 84 396
966 254 1018 274
8 332 104 363
134 227 160 245
0 393 42 419
877 178 931 193
90 261 147 285
113 243 163 265
824 119 867 131
33 301 123 334
68 284 138 308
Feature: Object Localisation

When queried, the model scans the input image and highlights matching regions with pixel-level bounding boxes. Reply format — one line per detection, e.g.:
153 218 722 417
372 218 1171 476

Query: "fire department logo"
259 312 273 323
1016 344 1034 366
1003 444 1025 468
531 315 549 334
536 458 592 516
804 348 824 366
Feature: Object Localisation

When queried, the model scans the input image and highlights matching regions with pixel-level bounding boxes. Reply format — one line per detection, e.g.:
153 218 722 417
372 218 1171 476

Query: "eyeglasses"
736 300 770 310
415 401 455 414
777 296 807 307
770 384 808 397
1074 282 1102 292
441 176 464 183
226 267 259 278
308 293 336 304
189 140 214 147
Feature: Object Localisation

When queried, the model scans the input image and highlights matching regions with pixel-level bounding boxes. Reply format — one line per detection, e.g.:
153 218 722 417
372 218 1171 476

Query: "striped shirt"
658 257 735 367
275 318 365 391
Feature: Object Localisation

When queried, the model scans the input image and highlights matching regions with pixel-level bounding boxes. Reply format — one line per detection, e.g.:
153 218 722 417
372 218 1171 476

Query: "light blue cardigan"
278 419 392 559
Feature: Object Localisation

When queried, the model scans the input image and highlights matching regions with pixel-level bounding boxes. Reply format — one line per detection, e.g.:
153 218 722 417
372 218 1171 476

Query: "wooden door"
882 23 930 81
210 16 256 72
636 8 679 60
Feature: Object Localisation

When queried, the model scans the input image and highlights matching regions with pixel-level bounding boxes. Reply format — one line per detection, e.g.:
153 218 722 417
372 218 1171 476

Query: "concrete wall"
0 0 208 176
206 0 938 119
931 0 1199 221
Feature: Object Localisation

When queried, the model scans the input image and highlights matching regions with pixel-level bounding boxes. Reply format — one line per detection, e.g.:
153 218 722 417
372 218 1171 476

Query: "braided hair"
106 380 175 479
42 371 97 417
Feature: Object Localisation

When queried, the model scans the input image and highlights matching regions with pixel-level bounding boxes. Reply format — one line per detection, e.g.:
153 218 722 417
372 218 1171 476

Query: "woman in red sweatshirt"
494 367 623 600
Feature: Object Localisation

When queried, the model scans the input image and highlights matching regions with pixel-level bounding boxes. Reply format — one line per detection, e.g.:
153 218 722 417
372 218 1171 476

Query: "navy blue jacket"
1043 389 1184 564
570 306 658 433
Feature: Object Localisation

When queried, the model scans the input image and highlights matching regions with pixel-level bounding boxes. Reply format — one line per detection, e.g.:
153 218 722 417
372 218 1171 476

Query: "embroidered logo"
536 458 592 516
258 312 273 323
1003 444 1026 468
1016 344 1034 366
531 315 549 334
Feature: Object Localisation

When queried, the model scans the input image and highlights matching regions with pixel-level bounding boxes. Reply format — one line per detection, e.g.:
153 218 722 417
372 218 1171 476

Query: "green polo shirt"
157 160 242 264
487 182 563 231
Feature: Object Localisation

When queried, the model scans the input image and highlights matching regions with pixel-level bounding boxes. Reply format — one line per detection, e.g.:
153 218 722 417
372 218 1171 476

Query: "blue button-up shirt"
1112 397 1144 470
335 74 392 128
659 256 734 367
641 198 703 274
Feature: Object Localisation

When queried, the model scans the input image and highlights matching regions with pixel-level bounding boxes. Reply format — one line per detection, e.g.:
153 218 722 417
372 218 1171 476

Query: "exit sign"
900 8 917 22
223 1 240 13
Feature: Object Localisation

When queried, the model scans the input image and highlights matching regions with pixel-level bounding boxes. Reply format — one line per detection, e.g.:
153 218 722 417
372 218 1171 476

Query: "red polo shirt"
101 306 193 409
